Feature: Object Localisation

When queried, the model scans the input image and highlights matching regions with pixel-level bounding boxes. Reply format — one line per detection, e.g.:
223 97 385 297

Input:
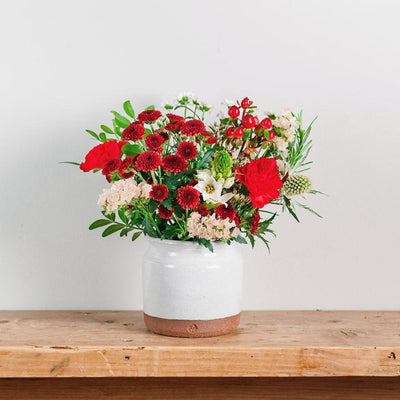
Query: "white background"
0 0 399 310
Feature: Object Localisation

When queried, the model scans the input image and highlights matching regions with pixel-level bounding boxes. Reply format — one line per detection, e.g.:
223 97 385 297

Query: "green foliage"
102 223 125 237
123 100 135 119
111 111 131 128
288 111 317 173
89 219 112 230
122 143 141 156
86 129 99 140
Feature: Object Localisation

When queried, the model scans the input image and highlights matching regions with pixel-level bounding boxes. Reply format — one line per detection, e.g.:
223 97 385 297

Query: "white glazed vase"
142 238 243 337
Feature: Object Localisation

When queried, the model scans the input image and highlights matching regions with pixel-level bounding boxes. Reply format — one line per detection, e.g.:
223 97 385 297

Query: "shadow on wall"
0 110 145 309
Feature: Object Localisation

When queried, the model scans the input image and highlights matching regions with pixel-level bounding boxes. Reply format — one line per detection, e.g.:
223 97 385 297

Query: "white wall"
0 0 399 310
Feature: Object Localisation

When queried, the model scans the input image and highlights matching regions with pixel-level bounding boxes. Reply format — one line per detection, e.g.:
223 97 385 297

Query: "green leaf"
100 125 114 134
86 129 99 140
162 224 182 239
145 105 155 110
102 211 116 221
164 104 173 110
59 161 80 166
232 235 247 244
296 202 323 218
203 240 214 253
112 119 122 136
102 224 125 237
132 231 142 241
162 198 172 210
122 143 141 156
111 111 131 128
120 227 130 237
99 132 107 142
89 219 112 230
118 209 128 223
123 100 135 119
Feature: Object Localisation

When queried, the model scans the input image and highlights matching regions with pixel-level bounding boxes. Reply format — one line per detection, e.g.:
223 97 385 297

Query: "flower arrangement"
77 93 320 251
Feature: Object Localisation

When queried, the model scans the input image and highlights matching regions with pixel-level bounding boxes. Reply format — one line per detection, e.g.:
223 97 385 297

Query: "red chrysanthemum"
118 157 136 179
122 121 145 141
158 130 170 141
177 141 198 160
188 179 198 186
181 119 205 137
196 130 217 145
158 204 174 219
214 204 237 222
177 186 200 209
165 120 184 132
102 158 122 182
145 133 164 151
250 211 260 234
150 184 168 202
80 140 126 172
195 205 210 217
137 109 162 123
205 135 217 144
136 151 162 171
162 154 188 174
166 113 185 122
234 214 241 227
236 158 283 208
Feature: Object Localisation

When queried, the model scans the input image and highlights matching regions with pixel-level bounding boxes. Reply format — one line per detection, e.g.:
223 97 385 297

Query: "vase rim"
146 237 229 248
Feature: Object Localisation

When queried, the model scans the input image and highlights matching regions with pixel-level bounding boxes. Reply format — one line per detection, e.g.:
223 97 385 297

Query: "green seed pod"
284 174 312 197
212 150 232 178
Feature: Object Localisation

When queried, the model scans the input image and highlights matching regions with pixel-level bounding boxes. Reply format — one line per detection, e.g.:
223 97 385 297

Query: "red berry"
233 127 244 138
226 127 235 137
242 114 256 129
253 116 259 125
228 105 240 118
269 130 275 140
241 97 252 108
260 118 272 129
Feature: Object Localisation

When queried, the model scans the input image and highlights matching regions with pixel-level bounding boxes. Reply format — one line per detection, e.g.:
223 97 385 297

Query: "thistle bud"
212 150 232 178
284 174 312 197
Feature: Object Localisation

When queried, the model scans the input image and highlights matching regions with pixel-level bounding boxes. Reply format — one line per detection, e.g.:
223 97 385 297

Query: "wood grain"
1 377 400 400
0 311 399 377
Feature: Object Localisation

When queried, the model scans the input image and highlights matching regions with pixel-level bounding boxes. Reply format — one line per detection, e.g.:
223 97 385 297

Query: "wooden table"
0 311 399 399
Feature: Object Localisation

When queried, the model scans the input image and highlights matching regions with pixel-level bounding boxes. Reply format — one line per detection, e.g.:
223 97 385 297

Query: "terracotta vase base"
143 312 240 338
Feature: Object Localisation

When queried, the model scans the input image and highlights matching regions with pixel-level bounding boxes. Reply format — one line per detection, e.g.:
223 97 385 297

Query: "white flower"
97 178 149 214
194 170 234 204
274 137 288 152
177 91 196 103
200 100 212 109
223 176 235 189
223 99 235 107
276 160 287 174
187 212 238 241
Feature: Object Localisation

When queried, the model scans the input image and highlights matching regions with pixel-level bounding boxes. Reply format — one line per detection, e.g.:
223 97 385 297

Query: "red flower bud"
242 114 256 129
233 127 244 138
260 118 272 129
228 105 240 118
240 97 252 108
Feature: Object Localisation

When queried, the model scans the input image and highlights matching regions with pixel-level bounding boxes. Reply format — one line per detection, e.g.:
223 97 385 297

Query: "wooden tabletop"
0 311 399 378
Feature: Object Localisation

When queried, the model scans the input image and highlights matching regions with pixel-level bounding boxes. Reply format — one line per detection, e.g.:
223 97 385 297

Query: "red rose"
80 140 126 172
236 158 282 208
